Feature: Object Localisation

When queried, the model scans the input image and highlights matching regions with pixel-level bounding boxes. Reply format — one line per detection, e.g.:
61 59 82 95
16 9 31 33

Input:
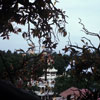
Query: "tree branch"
79 18 100 40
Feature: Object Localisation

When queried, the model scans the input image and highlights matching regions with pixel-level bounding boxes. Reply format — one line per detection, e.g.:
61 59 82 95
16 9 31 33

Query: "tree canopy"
60 19 100 91
53 53 70 75
0 0 67 50
1 1 100 99
0 0 68 85
54 20 100 99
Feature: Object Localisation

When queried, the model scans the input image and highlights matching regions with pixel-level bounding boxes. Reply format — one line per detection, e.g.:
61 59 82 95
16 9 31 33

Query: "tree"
53 53 70 75
62 19 100 91
0 0 68 85
0 0 67 50
54 75 78 95
0 50 44 88
0 50 24 82
53 20 100 99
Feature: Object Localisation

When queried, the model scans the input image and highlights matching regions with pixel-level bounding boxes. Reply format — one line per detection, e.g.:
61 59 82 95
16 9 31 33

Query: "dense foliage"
0 50 70 86
53 53 70 75
1 0 100 100
54 20 100 98
0 50 44 84
0 0 67 50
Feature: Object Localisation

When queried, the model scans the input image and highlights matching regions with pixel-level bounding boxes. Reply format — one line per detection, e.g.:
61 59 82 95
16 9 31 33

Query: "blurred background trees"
0 0 100 99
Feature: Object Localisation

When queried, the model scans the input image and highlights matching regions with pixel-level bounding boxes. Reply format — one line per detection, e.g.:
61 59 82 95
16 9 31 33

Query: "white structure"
40 67 58 80
34 67 58 100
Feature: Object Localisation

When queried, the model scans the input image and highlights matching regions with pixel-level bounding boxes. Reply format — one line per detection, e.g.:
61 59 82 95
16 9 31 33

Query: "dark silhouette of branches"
0 0 67 50
79 18 100 40
62 19 100 96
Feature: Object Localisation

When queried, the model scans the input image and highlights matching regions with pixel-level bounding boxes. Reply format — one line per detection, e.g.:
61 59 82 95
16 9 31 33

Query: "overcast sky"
0 0 100 53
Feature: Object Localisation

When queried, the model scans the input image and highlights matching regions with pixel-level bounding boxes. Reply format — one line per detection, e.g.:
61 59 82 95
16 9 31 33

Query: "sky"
0 0 100 53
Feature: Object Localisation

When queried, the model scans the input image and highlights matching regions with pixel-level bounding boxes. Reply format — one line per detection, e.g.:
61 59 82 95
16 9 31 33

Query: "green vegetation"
0 0 100 99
